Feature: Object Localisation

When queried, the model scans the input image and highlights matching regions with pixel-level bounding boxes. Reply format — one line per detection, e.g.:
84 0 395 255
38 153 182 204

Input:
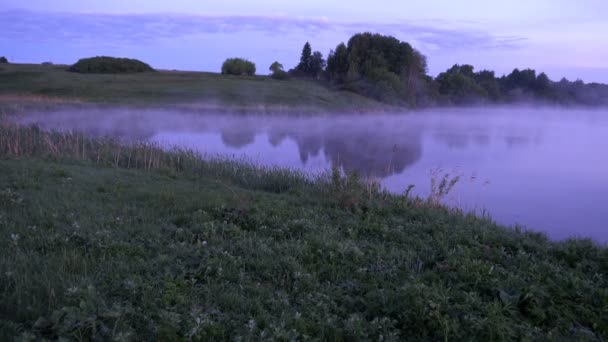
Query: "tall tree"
297 42 312 73
309 51 326 78
326 43 349 82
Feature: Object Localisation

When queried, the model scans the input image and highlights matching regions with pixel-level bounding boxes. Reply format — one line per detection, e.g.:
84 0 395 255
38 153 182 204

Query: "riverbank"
0 123 606 340
0 63 390 113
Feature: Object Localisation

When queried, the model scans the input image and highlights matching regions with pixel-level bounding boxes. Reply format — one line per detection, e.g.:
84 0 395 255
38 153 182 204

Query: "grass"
0 63 388 112
0 122 607 340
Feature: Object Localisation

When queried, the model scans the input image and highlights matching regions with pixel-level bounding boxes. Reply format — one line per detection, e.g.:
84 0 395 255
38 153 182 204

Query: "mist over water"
15 107 608 243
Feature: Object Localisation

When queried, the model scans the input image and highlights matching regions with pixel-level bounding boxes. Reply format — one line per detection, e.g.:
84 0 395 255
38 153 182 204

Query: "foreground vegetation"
0 63 385 112
0 122 606 340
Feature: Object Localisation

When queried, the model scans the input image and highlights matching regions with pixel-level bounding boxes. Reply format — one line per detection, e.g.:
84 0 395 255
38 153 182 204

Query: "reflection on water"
16 107 608 243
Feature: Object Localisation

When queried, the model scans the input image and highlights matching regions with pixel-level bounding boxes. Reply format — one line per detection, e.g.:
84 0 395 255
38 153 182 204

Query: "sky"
2 0 608 82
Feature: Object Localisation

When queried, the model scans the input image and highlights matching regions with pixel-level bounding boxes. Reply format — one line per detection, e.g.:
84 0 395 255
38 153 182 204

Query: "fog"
14 106 608 243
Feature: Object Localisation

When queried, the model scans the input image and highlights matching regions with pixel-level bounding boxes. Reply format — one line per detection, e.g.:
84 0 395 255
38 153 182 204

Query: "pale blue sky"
2 0 607 82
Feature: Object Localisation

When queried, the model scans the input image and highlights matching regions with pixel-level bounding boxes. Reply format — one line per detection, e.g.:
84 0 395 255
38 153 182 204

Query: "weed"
429 168 461 205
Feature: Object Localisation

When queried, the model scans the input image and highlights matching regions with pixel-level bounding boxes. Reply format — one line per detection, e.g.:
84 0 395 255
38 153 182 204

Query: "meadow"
0 122 606 340
0 63 386 112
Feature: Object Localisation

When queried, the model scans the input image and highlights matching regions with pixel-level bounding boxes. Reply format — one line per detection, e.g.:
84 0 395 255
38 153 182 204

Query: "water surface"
17 107 608 243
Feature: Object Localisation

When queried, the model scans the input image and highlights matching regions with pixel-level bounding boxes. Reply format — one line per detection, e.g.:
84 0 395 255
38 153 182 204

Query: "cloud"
1 10 525 50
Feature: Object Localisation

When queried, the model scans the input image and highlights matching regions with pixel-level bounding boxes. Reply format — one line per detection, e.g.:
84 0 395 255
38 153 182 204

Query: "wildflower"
124 279 136 290
10 233 19 246
66 287 79 295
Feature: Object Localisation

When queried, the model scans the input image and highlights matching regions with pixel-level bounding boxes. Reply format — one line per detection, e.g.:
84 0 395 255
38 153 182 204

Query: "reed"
0 121 318 193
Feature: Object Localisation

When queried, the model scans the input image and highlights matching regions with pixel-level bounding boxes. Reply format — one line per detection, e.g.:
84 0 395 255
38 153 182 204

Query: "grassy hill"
0 123 606 340
0 63 387 112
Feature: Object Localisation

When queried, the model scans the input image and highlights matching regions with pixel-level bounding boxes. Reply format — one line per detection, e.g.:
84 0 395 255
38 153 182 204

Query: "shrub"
221 58 256 76
0 56 8 64
69 56 154 74
271 70 289 80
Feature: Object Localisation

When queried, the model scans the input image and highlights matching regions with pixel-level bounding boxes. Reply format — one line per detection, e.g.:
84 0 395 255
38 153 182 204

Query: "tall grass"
0 120 319 193
0 120 467 208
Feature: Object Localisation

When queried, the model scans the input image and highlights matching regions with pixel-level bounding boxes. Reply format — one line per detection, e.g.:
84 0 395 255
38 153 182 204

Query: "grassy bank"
0 64 387 112
0 123 607 340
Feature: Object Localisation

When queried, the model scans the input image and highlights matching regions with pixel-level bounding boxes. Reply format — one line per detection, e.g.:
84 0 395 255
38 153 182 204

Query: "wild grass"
0 63 388 112
0 121 316 194
429 168 462 205
0 123 607 340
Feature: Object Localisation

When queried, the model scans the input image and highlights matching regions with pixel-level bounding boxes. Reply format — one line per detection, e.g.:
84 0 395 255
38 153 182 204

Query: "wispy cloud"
1 10 525 50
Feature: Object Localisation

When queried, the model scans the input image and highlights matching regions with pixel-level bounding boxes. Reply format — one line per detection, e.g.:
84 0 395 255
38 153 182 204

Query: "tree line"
223 32 608 107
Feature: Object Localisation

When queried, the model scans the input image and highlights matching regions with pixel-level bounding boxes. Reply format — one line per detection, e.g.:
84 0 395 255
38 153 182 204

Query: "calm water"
16 107 608 243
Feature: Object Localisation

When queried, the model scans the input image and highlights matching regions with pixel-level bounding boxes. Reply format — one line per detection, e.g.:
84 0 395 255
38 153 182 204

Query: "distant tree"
221 58 256 76
269 61 289 80
533 72 552 95
474 70 501 100
269 61 284 74
309 51 326 78
323 32 608 106
296 42 313 73
294 42 325 78
0 56 8 64
435 64 489 104
502 68 537 92
325 33 429 105
446 64 475 78
326 43 349 82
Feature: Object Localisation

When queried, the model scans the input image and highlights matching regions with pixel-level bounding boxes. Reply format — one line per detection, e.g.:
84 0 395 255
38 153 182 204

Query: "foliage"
269 61 284 74
0 124 607 340
69 56 154 74
269 61 289 80
294 42 326 78
221 58 256 76
322 32 608 107
270 70 289 80
436 64 490 104
498 68 555 100
0 56 8 63
326 32 428 104
326 43 349 83
432 64 608 106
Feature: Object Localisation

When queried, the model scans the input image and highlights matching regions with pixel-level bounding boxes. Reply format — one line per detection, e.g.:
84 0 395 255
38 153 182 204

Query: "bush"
69 56 154 74
221 58 256 76
0 56 8 64
271 70 289 80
